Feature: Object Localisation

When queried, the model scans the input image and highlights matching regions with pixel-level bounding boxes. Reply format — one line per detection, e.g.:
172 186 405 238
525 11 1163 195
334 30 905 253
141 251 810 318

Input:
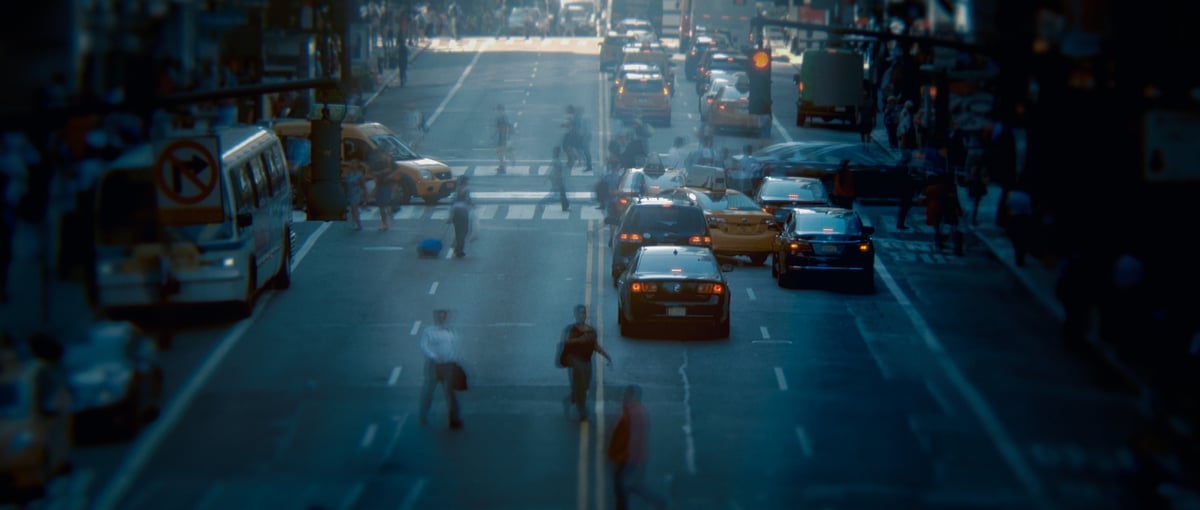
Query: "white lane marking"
423 42 490 127
363 246 406 251
192 482 224 510
292 221 332 271
381 414 408 465
93 221 334 510
398 478 428 510
774 366 788 391
759 326 770 340
795 427 813 458
679 350 698 475
875 260 1051 509
388 366 403 386
745 287 757 301
338 481 366 510
410 321 422 336
361 423 378 449
428 281 439 294
751 340 793 344
925 378 954 415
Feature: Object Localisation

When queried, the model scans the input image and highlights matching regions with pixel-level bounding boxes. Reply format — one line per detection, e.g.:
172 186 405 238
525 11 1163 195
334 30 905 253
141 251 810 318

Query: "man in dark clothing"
559 305 611 422
620 134 647 170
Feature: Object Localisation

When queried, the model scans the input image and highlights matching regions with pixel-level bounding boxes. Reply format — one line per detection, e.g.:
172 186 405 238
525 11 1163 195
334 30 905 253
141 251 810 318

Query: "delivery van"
793 48 865 127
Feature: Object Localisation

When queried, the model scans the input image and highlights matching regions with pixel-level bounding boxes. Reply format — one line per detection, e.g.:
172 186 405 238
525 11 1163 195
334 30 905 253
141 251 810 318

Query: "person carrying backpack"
557 304 611 422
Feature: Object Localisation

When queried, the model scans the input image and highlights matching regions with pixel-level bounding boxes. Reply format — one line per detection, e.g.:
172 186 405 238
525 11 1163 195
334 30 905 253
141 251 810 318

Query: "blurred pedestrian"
832 159 856 209
923 171 963 255
664 136 688 170
1003 185 1034 266
449 176 474 257
341 141 368 231
494 105 514 174
369 148 397 232
965 163 988 226
558 304 611 422
608 384 667 510
399 103 428 151
418 309 464 429
882 96 900 150
563 105 592 172
546 145 570 212
608 132 628 173
857 89 876 144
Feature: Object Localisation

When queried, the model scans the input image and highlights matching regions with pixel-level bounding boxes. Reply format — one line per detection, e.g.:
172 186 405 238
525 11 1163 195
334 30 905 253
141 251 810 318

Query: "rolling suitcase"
417 222 450 258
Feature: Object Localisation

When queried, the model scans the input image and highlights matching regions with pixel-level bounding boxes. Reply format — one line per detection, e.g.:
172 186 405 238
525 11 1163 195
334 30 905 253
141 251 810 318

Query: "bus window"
265 145 288 192
234 164 256 211
249 155 271 200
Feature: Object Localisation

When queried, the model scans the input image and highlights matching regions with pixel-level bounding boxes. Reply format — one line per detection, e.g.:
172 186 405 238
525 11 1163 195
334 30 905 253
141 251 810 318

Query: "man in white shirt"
419 309 463 429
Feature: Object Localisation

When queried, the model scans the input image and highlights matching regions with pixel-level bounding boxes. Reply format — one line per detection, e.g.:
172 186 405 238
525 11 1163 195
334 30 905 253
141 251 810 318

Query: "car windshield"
370 135 421 160
635 249 719 274
792 211 864 235
760 180 829 202
717 86 748 102
623 79 665 93
0 380 29 419
697 192 759 211
629 206 706 232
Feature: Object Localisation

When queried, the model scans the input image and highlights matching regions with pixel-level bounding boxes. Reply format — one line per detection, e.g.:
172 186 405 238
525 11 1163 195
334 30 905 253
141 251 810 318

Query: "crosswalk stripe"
580 206 605 221
542 207 570 220
396 207 424 220
507 204 536 219
476 204 499 220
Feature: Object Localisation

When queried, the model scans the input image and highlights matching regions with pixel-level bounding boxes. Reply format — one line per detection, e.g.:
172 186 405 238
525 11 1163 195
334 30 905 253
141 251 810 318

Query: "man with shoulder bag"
558 304 611 422
419 309 465 429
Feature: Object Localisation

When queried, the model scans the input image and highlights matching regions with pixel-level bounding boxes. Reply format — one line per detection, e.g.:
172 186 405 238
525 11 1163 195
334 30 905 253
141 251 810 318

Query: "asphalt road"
21 34 1154 510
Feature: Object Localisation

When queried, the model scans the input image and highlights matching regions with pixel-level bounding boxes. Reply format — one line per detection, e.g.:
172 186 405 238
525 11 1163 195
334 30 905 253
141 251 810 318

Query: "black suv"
611 197 713 287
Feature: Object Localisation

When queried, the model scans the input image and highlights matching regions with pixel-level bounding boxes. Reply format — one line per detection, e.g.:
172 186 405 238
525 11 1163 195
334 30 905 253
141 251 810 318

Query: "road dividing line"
410 321 422 336
381 414 408 466
875 260 1052 509
578 420 590 510
338 482 365 510
292 221 331 271
589 220 609 510
397 477 428 510
745 288 757 301
774 366 789 391
428 281 439 294
679 351 698 476
361 423 378 449
795 427 813 458
759 326 770 340
388 366 403 386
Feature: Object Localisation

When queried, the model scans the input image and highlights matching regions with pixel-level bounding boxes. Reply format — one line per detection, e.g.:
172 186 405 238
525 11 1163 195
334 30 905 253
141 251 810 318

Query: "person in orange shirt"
608 385 667 510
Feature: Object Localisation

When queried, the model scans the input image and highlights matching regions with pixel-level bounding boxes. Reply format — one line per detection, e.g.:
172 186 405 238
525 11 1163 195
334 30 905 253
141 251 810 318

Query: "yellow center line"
578 220 595 510
593 219 607 510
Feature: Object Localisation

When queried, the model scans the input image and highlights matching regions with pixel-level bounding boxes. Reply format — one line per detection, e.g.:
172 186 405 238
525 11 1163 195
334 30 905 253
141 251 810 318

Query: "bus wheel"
271 229 292 290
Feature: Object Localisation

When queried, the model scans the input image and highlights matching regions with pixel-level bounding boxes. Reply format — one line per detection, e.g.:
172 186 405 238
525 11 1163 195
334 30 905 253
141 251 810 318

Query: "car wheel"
770 253 779 278
396 179 415 206
776 262 792 289
748 253 768 266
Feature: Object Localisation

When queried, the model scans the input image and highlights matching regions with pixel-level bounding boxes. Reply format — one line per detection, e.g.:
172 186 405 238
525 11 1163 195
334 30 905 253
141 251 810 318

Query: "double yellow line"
576 72 614 510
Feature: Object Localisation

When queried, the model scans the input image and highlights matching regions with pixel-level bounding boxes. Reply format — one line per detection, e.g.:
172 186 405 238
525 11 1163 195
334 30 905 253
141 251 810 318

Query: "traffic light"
748 48 771 115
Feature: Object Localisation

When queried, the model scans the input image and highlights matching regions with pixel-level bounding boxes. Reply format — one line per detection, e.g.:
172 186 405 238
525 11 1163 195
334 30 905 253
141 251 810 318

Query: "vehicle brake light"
619 232 644 242
663 88 670 96
696 283 724 294
797 81 804 93
718 104 726 111
689 235 712 246
631 281 658 293
788 241 813 254
858 242 872 252
618 86 625 94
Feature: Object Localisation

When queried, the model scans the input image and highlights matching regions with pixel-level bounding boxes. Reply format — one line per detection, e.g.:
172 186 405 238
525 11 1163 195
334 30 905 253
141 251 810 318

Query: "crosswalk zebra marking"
476 204 499 220
541 207 570 220
507 204 536 219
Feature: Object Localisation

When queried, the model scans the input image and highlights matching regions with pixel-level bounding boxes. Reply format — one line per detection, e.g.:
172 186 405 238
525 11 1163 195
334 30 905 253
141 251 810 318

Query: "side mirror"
720 263 734 272
862 225 875 236
236 212 254 228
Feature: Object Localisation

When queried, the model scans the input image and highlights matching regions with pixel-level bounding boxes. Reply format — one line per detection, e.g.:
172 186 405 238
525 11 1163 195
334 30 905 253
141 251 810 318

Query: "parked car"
274 120 456 207
661 186 777 265
751 176 832 223
752 141 920 201
0 355 73 502
615 245 732 339
63 320 163 441
611 197 712 287
771 207 876 291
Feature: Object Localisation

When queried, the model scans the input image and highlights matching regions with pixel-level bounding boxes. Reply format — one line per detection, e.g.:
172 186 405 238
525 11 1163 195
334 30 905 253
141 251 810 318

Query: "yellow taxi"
611 72 672 127
0 355 73 499
660 185 778 265
620 43 675 96
273 120 456 208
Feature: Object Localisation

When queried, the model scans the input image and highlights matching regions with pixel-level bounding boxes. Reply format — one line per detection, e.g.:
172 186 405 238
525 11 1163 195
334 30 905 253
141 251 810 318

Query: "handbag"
447 362 468 391
556 341 570 368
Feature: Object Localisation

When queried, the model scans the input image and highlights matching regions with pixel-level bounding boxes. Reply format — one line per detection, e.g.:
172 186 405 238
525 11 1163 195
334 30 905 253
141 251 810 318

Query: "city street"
17 33 1159 510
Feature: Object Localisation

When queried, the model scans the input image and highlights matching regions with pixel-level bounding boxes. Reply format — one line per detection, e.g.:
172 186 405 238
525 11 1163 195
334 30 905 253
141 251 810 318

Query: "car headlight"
419 168 434 179
70 362 134 406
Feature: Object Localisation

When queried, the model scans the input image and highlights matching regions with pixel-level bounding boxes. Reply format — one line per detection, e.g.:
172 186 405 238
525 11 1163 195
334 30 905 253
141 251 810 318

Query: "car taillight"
788 241 812 254
631 281 658 293
619 232 644 242
696 283 724 294
689 235 712 246
858 242 872 253
718 104 726 111
618 86 625 94
663 88 670 96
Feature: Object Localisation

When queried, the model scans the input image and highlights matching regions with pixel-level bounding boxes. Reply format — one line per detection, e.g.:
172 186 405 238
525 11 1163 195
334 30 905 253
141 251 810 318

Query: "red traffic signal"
751 50 770 70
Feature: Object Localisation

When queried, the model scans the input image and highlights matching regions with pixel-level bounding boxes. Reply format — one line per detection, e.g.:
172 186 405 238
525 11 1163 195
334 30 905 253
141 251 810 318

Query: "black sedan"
751 141 922 201
63 320 164 441
771 207 876 291
616 245 732 339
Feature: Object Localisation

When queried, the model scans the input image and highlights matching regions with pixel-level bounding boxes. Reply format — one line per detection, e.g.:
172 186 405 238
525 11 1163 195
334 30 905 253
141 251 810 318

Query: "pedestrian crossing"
446 162 599 177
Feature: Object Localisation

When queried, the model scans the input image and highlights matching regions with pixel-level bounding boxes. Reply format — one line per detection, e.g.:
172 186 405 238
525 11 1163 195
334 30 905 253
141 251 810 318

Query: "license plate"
666 307 686 317
735 226 754 234
819 244 840 254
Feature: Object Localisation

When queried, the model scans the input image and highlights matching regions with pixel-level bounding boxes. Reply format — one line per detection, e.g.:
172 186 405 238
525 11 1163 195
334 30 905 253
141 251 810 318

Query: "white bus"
93 125 295 316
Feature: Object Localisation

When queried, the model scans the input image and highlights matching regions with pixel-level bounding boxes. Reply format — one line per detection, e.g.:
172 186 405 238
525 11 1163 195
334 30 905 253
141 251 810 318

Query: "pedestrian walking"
664 136 688 170
494 105 514 174
965 163 988 226
607 384 667 510
418 309 465 429
369 148 397 232
608 132 629 172
448 176 474 257
398 103 428 151
897 100 917 151
546 145 570 211
397 42 409 86
923 171 964 255
832 159 856 209
341 142 368 231
563 105 593 172
557 304 611 422
882 96 900 149
857 89 876 144
1004 185 1035 266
